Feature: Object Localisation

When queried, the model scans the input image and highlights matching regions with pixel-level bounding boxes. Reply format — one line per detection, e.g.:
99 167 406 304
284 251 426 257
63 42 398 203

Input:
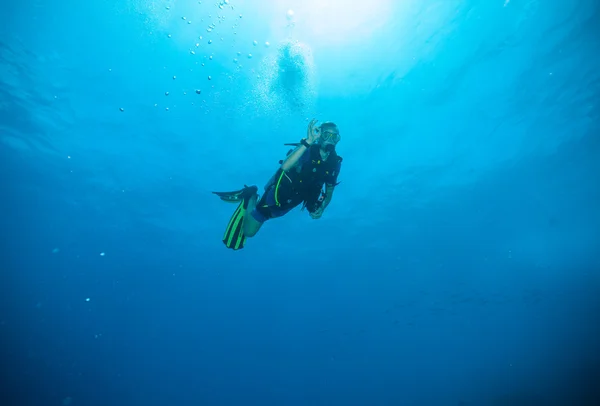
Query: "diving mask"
321 129 341 145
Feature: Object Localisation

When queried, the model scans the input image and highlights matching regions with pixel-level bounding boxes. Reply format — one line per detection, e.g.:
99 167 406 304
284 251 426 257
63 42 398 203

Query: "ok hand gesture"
306 119 321 144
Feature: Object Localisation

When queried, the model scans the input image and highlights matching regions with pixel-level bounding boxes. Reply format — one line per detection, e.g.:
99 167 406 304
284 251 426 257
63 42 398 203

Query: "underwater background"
1 0 599 405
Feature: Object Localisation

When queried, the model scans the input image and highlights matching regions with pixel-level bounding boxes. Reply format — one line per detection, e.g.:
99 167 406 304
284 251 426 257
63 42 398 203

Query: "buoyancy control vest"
264 143 342 212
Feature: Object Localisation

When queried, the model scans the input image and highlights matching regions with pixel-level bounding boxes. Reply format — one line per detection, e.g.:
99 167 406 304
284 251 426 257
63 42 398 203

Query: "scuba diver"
212 119 343 250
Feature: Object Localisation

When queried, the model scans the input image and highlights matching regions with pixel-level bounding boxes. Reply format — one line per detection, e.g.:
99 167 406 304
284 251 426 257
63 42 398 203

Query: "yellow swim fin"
222 201 246 250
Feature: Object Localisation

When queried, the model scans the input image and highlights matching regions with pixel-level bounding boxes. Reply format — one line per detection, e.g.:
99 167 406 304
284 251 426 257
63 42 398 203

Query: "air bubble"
253 40 258 46
247 53 252 59
208 76 212 80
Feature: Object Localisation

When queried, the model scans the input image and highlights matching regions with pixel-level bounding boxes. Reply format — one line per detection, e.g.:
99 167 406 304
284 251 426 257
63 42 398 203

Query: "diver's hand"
309 206 324 219
306 118 321 144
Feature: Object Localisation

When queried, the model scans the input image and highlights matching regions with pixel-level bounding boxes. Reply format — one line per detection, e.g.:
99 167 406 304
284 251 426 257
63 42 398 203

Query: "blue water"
1 0 599 405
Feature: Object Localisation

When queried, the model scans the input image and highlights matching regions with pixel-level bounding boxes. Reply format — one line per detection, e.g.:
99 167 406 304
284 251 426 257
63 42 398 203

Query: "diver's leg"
243 194 263 237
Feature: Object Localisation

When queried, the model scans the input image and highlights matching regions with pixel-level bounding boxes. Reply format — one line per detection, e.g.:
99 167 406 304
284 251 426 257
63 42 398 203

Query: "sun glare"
269 0 393 46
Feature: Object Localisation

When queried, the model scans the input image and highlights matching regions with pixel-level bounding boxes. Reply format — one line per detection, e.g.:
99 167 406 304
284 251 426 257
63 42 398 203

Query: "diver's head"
319 121 340 153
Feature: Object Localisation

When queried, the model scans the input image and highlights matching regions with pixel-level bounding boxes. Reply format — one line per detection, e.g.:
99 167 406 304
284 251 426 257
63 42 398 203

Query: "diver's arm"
282 119 320 171
281 141 310 172
321 184 336 210
309 184 335 219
